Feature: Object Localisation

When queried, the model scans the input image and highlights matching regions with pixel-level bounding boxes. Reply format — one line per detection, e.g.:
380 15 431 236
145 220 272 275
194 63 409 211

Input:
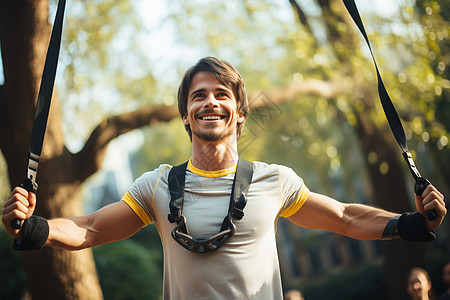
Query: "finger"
8 207 29 222
10 186 30 199
3 197 26 214
2 207 28 230
424 200 447 217
422 184 443 199
5 188 29 208
2 199 29 216
422 190 445 207
8 191 30 209
28 191 37 208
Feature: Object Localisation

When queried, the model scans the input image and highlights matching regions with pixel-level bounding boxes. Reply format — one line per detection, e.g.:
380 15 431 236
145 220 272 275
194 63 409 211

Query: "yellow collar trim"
187 159 237 178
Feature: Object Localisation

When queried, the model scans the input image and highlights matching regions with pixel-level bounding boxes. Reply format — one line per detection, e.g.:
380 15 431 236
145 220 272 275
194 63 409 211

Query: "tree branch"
288 0 311 31
73 105 179 182
249 78 347 108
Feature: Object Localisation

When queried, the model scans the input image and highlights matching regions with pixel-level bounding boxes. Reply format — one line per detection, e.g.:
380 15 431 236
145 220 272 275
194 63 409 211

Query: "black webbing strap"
167 158 253 224
342 0 437 220
227 157 253 221
167 161 188 223
11 0 67 230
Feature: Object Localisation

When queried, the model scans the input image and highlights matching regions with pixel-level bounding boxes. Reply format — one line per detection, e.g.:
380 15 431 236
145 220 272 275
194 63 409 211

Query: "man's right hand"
2 187 36 238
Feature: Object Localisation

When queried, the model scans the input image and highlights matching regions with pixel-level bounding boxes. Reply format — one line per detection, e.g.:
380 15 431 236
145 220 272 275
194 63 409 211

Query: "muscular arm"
288 192 397 240
289 183 446 240
46 201 144 250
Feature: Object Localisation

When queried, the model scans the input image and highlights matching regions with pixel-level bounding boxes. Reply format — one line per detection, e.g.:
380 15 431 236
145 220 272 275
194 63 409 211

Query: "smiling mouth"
199 115 226 121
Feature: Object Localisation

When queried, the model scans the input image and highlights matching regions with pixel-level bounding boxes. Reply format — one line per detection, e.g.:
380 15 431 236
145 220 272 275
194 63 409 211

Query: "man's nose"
203 93 219 107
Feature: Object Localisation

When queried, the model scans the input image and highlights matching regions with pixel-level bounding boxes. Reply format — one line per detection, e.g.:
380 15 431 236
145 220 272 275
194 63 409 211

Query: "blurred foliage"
0 229 26 300
299 263 387 300
413 0 450 186
0 151 11 202
129 119 192 178
93 232 163 300
1 0 444 298
59 0 159 151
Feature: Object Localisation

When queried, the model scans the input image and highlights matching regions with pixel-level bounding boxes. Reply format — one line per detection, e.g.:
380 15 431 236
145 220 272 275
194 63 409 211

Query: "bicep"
288 192 347 234
87 200 145 246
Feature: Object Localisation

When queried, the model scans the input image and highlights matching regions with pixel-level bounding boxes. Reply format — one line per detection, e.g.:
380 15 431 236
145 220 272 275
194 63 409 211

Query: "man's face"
183 71 243 143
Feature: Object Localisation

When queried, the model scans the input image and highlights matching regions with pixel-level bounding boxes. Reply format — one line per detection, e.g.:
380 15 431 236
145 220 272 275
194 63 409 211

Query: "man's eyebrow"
216 87 231 93
189 87 231 98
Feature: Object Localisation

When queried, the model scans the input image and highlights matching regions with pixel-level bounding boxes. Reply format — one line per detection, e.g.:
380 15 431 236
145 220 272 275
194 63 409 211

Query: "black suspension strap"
11 0 67 229
342 0 437 220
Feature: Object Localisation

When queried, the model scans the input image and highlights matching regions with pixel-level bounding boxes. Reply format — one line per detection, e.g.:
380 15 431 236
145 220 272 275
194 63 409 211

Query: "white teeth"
201 116 221 120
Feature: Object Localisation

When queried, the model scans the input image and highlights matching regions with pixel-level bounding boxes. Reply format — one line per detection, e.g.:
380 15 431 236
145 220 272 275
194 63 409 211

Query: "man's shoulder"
134 164 172 184
251 160 298 179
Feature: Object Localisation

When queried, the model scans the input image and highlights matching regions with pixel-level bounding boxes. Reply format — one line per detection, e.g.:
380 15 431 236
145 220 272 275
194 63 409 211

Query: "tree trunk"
354 109 425 300
0 1 103 299
311 1 426 298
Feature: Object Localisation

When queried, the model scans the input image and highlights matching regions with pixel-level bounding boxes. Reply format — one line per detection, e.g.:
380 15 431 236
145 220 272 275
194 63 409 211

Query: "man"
2 57 447 300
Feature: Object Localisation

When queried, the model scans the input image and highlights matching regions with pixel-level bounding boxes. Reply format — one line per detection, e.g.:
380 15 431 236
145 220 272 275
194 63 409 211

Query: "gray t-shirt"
122 160 309 300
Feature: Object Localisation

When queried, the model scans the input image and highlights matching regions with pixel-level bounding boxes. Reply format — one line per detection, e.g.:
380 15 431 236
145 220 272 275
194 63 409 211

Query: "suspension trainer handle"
414 178 438 221
11 178 39 229
403 152 438 221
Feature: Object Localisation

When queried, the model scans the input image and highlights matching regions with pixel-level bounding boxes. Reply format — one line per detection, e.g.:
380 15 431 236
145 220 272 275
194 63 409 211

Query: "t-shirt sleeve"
122 192 153 225
277 165 309 218
121 164 169 226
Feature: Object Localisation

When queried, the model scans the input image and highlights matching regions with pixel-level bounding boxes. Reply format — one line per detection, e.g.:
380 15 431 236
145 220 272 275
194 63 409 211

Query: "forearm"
46 201 144 250
339 203 398 240
46 215 99 250
289 192 398 240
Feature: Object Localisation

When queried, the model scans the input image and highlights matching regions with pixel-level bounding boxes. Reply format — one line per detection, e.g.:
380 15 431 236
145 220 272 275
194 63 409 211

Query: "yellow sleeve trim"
122 192 152 226
280 186 309 218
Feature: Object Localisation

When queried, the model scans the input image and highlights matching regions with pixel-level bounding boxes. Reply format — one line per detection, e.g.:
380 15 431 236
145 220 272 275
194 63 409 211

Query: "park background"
0 0 449 299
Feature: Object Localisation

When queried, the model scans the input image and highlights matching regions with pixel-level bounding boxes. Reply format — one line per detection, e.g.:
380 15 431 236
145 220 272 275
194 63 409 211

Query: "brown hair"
177 57 249 140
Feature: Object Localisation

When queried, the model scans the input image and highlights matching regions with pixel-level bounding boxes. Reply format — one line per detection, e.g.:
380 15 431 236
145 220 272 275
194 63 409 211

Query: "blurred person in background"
438 260 450 300
407 267 435 300
284 289 305 300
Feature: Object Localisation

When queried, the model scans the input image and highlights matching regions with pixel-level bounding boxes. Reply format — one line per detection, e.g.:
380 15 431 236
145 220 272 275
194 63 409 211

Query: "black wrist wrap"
398 212 436 242
13 216 49 251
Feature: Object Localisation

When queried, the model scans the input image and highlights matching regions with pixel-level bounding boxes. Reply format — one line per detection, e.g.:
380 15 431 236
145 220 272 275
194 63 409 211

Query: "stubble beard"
192 123 235 142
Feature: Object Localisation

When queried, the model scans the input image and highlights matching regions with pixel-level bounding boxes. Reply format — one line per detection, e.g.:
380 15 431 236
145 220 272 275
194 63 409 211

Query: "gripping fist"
415 184 446 231
2 187 37 238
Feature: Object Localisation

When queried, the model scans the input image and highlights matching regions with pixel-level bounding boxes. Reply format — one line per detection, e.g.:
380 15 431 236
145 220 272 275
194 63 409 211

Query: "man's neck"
190 135 239 171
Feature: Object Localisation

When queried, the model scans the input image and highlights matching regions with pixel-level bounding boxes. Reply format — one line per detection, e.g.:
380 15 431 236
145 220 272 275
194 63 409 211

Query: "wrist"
398 212 436 242
13 216 49 251
381 215 400 240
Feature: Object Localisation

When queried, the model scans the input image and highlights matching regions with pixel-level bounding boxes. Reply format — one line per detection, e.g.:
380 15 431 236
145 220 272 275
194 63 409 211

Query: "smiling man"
2 57 447 300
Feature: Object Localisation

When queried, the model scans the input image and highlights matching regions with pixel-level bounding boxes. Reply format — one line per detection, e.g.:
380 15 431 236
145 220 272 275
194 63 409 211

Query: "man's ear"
237 115 245 123
183 115 189 125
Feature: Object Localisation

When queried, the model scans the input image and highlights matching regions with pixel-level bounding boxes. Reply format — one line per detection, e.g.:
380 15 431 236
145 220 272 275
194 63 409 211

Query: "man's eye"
217 92 229 98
